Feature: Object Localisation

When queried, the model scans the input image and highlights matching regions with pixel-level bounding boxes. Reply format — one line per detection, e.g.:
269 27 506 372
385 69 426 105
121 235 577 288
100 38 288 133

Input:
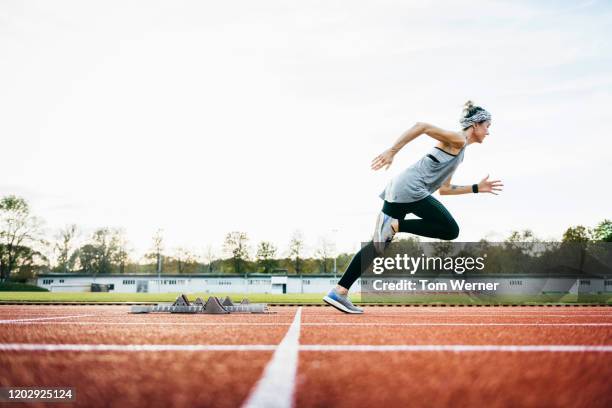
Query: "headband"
460 109 491 129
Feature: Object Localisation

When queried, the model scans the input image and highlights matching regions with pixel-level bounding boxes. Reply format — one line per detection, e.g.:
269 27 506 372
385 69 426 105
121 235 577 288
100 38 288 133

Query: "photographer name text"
372 279 499 291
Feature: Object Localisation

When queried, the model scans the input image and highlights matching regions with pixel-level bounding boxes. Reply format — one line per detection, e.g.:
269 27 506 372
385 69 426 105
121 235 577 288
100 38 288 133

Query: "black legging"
337 195 459 290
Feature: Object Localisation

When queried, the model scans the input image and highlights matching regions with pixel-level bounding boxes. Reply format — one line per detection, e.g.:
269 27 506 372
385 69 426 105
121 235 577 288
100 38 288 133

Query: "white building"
36 273 346 294
35 272 612 295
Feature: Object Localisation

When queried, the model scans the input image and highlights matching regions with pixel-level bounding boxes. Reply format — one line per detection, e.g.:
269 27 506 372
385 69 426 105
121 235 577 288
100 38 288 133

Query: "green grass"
0 291 334 304
0 282 48 292
0 291 610 305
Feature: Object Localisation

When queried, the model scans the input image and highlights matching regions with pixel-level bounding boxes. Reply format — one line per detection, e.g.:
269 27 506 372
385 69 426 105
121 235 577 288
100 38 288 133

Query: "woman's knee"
438 220 460 240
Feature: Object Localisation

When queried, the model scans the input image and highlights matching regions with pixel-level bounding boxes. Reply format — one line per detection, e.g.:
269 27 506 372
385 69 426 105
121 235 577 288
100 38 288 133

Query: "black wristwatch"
472 184 479 193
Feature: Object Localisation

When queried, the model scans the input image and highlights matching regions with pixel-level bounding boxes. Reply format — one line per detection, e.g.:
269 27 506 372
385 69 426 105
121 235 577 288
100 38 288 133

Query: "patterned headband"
460 109 491 129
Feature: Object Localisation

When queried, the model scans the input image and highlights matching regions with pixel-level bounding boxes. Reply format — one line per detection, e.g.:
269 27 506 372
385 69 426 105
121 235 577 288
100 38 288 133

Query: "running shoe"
373 211 396 254
323 288 364 314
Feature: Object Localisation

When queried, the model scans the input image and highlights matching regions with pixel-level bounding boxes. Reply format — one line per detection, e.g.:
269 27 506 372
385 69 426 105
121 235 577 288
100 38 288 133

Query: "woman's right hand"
371 149 395 171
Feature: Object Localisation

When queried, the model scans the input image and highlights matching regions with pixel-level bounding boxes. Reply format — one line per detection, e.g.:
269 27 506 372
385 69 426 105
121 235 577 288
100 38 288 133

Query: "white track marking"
0 314 95 324
1 343 611 353
0 343 276 352
241 307 302 408
299 345 612 352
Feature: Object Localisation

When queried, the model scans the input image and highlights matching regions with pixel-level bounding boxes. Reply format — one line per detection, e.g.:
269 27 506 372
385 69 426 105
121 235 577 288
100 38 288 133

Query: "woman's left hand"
478 174 504 195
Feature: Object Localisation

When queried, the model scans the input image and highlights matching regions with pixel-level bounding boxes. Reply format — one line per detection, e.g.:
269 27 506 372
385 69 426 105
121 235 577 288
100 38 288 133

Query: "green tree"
256 241 278 273
593 219 612 242
223 231 250 274
112 231 130 274
505 229 540 244
288 231 305 274
53 224 79 272
171 247 198 274
11 246 48 280
71 228 128 276
0 196 45 281
432 240 455 259
562 225 592 243
144 229 164 274
72 244 97 274
314 237 334 273
203 244 217 273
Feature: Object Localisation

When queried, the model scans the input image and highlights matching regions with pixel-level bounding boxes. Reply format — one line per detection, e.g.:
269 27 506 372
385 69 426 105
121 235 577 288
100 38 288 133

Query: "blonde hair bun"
463 100 475 116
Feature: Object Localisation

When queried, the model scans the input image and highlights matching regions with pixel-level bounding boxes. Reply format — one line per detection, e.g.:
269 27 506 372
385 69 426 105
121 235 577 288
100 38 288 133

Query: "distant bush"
0 282 48 292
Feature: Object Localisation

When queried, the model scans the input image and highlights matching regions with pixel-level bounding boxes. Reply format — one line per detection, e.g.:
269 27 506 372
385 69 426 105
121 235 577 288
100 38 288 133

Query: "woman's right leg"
337 202 411 291
336 241 377 291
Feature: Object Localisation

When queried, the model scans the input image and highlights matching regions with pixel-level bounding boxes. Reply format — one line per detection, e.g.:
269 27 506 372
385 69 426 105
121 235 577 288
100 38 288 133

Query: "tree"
562 226 592 243
12 246 47 279
112 230 130 274
505 229 540 244
256 241 278 273
0 196 45 281
54 224 79 273
432 239 455 259
223 231 250 274
71 228 128 276
173 247 197 274
288 230 305 274
314 237 335 273
593 219 612 242
144 229 164 274
203 244 217 273
73 244 97 274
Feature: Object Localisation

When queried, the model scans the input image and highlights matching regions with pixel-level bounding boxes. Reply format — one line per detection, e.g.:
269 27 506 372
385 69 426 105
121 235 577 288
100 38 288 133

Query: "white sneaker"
373 212 396 254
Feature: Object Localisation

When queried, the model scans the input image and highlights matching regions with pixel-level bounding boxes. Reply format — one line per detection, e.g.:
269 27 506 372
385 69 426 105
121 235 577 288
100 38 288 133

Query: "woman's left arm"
439 174 504 195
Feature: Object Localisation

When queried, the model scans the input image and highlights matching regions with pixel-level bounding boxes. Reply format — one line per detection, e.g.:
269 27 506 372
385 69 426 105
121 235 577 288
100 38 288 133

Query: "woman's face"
473 120 491 143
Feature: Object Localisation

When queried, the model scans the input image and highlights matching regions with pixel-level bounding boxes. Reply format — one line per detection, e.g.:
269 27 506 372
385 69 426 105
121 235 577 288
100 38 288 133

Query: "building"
35 272 612 295
36 273 346 294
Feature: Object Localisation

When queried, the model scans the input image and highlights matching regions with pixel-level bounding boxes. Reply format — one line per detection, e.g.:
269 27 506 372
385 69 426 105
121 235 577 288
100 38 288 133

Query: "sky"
2 0 611 262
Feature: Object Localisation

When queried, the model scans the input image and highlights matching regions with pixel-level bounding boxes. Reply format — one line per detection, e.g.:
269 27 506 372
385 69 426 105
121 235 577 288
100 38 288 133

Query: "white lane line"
0 343 276 352
4 321 612 327
1 343 610 353
241 307 302 408
0 314 95 324
299 345 612 352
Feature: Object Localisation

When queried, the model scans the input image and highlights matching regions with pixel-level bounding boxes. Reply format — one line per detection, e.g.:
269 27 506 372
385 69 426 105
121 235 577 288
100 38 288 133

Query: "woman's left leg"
391 195 459 240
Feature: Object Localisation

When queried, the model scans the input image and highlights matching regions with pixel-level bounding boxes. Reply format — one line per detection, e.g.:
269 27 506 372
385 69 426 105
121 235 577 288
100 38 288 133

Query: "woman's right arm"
371 122 464 171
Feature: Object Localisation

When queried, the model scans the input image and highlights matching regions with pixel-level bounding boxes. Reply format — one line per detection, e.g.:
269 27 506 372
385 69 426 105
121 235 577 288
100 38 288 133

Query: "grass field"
0 291 610 305
0 292 327 304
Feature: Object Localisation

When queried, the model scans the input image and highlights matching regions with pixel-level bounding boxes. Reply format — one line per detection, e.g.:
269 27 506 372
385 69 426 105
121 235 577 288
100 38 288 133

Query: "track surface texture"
1 305 611 408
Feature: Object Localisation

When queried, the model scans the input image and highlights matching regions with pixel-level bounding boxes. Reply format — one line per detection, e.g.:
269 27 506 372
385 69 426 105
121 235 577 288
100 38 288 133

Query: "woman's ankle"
335 285 349 296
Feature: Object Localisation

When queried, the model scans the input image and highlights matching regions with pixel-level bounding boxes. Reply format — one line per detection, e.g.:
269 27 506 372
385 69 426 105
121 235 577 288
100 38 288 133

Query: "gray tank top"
379 143 466 203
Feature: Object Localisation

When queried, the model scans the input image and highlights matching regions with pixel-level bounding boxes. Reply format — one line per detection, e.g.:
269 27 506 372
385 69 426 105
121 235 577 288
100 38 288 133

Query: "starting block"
130 294 269 314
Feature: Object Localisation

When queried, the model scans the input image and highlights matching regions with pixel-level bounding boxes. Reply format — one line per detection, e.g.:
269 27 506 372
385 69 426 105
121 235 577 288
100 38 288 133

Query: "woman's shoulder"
434 139 465 156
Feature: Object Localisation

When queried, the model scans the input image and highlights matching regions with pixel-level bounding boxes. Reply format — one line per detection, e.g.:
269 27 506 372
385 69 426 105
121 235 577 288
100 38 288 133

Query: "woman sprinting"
323 101 503 314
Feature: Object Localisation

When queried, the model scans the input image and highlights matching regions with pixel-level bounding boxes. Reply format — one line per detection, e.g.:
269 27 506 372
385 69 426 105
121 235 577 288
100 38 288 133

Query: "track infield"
1 305 611 408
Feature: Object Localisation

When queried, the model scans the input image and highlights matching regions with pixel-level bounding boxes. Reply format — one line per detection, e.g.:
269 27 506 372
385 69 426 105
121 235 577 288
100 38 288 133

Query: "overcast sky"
2 0 611 260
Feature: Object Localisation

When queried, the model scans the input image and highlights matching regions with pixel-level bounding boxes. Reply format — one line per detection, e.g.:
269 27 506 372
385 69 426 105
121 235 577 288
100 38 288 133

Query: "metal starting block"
130 294 269 314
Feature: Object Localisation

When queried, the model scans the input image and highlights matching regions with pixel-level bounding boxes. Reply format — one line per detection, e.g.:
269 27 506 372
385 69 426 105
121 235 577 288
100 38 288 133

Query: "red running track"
0 305 611 408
